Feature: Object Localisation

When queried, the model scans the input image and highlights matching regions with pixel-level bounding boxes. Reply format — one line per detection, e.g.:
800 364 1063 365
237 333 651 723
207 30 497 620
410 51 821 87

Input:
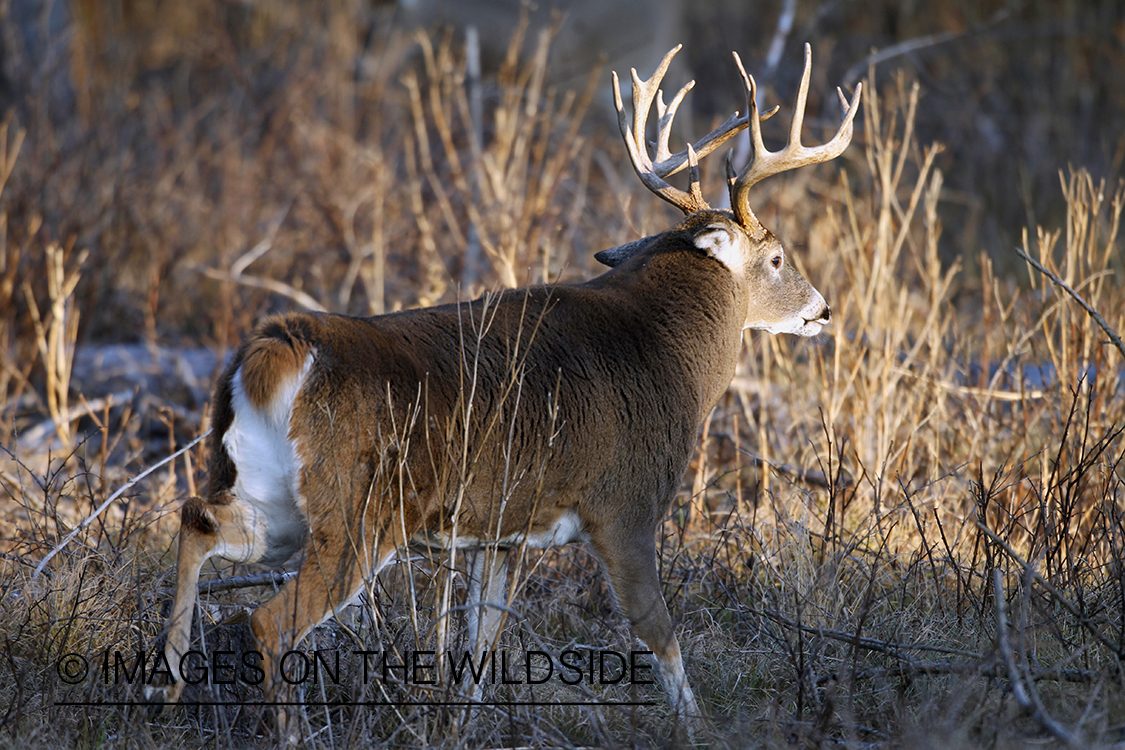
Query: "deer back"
204 227 747 552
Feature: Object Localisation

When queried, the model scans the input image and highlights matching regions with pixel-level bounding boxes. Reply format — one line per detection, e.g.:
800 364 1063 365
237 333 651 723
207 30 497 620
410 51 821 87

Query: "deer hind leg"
247 531 393 743
592 529 699 724
249 523 401 700
463 547 509 700
147 495 273 706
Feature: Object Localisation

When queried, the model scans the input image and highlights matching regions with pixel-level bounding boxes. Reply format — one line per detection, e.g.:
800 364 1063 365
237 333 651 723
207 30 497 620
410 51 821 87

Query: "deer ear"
594 236 656 267
692 225 742 272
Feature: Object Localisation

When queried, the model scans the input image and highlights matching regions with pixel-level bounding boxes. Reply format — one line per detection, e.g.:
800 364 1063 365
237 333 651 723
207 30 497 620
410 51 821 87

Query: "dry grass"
0 4 1123 748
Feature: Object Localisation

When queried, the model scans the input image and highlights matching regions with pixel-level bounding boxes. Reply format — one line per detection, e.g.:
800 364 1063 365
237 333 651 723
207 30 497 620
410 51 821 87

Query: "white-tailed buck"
149 44 859 722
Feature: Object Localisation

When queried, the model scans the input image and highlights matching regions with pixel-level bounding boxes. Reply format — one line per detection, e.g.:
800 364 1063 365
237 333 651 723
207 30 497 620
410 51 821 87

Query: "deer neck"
624 250 748 419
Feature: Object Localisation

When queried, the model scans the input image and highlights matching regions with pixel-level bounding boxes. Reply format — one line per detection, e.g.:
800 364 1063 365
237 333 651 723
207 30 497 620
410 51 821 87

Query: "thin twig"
33 431 211 579
993 568 1030 705
892 365 1046 401
765 610 980 659
841 9 1012 88
1014 244 1125 360
201 570 295 594
152 570 296 599
201 268 326 313
842 30 961 88
230 199 295 277
819 661 1102 686
736 448 854 490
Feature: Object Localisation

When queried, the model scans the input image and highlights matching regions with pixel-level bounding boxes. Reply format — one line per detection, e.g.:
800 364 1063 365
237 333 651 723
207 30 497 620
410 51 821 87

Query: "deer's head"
597 45 861 338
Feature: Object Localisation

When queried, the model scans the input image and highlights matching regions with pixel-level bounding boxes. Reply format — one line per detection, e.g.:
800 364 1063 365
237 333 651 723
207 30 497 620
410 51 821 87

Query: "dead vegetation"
0 2 1123 748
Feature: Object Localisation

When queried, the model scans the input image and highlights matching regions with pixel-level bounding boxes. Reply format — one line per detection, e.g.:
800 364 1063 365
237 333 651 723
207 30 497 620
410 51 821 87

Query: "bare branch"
993 569 1084 748
978 522 1121 657
202 268 327 313
1014 243 1125 361
153 571 297 600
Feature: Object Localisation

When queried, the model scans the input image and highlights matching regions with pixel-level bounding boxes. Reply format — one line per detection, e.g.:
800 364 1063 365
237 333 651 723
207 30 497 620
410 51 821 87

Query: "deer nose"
807 304 831 324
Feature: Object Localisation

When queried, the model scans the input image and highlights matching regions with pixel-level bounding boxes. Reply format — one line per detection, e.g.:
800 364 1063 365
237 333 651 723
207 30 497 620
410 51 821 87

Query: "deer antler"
728 43 862 234
613 45 771 214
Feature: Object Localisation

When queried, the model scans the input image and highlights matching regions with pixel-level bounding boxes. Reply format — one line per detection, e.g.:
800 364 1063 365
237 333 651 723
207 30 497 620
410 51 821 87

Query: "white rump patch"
693 225 743 274
222 353 313 556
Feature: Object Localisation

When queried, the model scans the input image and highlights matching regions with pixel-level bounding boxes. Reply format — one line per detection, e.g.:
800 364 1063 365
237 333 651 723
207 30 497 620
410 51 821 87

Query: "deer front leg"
593 528 699 723
463 547 509 701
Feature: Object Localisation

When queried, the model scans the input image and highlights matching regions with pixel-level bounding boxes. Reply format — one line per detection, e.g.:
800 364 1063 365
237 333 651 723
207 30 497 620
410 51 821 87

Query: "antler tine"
725 148 738 191
613 45 710 214
789 44 813 147
655 81 694 165
729 43 863 231
732 51 767 183
654 62 779 180
685 142 704 209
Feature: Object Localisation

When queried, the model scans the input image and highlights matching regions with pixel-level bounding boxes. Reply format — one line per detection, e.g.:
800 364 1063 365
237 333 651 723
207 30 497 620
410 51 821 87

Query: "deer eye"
771 254 783 269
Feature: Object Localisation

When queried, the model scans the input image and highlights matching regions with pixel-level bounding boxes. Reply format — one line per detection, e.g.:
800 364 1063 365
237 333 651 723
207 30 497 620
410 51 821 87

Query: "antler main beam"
613 44 862 225
612 45 772 214
729 43 862 230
